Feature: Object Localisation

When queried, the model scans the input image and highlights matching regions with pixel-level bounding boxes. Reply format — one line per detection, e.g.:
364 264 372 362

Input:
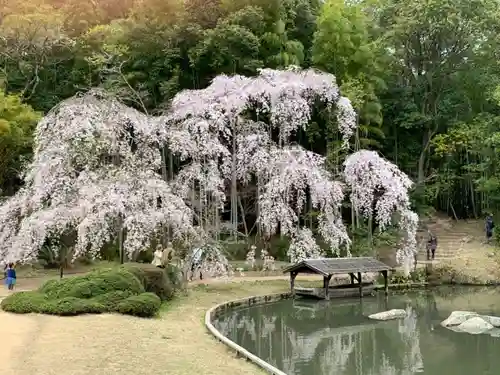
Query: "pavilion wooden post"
358 272 363 298
290 271 298 297
382 270 389 296
323 275 332 300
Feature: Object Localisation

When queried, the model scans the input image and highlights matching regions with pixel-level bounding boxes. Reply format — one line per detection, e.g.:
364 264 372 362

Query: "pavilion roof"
282 257 393 277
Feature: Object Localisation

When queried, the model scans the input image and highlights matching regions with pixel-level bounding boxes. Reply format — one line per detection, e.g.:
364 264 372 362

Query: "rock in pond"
441 311 479 327
455 317 494 335
481 315 500 327
368 309 407 321
488 328 500 337
441 311 500 336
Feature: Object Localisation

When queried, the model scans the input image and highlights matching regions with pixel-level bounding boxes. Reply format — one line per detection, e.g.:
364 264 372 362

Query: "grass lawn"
1 279 300 375
13 260 119 279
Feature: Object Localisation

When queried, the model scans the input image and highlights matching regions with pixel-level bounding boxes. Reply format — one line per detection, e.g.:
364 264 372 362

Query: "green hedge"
121 264 175 300
39 268 145 299
1 265 173 317
116 293 161 317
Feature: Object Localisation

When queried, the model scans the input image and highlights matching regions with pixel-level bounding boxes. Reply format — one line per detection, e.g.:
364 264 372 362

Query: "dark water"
213 287 500 375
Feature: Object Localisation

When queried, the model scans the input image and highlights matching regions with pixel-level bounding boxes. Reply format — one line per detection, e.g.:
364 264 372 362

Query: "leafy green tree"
189 21 263 82
312 0 385 127
377 0 500 189
0 89 41 196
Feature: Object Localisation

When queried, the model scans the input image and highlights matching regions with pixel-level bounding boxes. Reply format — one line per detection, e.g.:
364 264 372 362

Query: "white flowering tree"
165 66 417 267
0 66 418 274
344 150 418 273
0 91 196 266
165 67 357 261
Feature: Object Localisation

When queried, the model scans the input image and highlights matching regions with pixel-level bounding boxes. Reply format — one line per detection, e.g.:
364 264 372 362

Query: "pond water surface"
213 287 500 375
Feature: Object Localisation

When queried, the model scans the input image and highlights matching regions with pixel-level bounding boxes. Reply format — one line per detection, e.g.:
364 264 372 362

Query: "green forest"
1 0 500 256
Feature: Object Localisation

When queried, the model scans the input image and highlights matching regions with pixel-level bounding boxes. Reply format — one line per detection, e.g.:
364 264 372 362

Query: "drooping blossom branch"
288 228 324 264
258 146 350 256
0 90 196 264
165 66 357 263
343 150 418 271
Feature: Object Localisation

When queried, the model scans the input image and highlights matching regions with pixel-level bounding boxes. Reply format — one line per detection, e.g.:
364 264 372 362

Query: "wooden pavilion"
283 257 393 300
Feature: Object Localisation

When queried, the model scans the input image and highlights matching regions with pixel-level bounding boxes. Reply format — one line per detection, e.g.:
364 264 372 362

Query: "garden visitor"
152 245 164 268
190 247 204 281
162 242 174 266
426 230 437 261
5 263 16 290
485 215 494 243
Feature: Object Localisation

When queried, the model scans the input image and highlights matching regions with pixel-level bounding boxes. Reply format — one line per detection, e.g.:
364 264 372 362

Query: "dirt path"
0 312 38 375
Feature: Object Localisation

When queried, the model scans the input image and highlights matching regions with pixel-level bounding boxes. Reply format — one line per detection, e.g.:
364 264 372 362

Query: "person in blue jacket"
485 215 495 243
5 263 16 290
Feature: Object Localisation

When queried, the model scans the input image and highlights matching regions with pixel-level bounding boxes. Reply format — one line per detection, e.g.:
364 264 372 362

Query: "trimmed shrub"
122 264 174 300
1 291 48 313
1 267 164 317
116 292 161 317
39 268 145 299
40 297 103 316
90 290 133 311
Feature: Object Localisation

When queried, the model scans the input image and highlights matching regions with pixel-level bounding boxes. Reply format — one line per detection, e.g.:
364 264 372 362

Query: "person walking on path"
5 263 16 291
485 215 494 243
427 230 437 261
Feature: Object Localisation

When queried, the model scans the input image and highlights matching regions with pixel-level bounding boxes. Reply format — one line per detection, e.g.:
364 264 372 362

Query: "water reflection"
214 288 500 375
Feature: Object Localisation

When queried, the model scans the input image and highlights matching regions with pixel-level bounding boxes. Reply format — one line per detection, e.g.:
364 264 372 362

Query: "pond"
213 287 500 375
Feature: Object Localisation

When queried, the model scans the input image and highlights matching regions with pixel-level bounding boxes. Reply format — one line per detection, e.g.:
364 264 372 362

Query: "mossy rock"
116 292 161 317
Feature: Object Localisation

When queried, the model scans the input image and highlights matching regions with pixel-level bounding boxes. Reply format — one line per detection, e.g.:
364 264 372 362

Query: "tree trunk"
368 214 374 256
238 196 248 237
119 227 124 264
230 122 238 241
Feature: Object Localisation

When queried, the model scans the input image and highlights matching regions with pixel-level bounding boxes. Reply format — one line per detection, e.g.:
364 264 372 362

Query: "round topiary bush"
40 296 103 316
90 290 133 311
122 264 175 300
116 292 161 317
1 267 164 317
39 268 145 299
1 291 48 314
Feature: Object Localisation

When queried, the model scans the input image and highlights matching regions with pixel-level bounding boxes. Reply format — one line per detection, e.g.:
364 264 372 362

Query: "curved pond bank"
209 287 500 375
206 293 292 375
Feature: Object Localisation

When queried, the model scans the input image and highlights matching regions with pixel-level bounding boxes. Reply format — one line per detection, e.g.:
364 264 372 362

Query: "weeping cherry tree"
0 67 418 275
0 91 196 268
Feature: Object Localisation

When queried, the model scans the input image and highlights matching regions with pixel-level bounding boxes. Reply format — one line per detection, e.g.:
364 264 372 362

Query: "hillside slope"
417 216 500 283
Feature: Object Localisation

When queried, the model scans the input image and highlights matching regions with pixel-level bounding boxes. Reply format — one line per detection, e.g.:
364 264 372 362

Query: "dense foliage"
1 0 499 266
0 265 173 316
